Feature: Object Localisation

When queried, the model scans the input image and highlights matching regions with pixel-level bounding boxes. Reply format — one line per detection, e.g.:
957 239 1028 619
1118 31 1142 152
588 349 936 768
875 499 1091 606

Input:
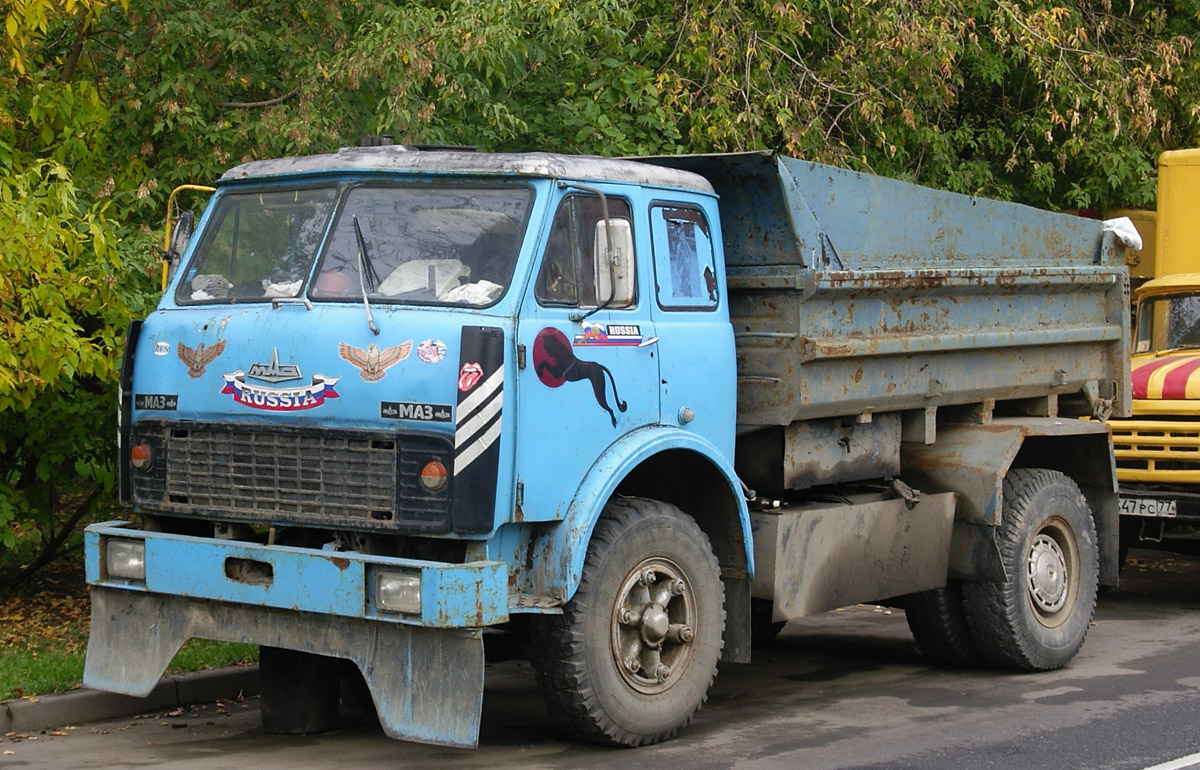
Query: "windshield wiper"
1155 345 1200 356
352 215 380 336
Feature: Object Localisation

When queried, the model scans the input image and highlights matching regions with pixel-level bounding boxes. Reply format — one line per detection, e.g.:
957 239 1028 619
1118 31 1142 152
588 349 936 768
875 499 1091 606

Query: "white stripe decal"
455 390 503 449
1141 753 1200 770
458 368 503 420
455 417 502 475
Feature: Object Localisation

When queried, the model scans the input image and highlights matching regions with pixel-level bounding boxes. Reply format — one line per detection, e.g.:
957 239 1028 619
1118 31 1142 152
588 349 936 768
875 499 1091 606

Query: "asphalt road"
7 549 1200 770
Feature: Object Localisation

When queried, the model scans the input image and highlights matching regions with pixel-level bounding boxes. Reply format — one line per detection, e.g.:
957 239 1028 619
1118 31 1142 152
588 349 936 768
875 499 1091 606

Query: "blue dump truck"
84 147 1130 748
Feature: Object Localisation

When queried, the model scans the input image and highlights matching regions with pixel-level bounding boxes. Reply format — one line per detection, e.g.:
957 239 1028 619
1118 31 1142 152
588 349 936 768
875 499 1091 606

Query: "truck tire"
529 497 724 746
750 598 786 647
903 582 985 667
259 647 341 734
962 469 1098 670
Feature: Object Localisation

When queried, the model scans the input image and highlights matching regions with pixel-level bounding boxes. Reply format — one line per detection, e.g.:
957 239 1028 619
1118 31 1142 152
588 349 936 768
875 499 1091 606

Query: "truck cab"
88 146 750 748
1109 149 1200 549
1112 274 1200 530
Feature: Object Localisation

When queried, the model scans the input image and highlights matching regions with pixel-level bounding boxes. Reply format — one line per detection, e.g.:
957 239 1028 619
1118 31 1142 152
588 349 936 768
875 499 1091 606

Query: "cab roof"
219 146 716 194
1137 273 1200 298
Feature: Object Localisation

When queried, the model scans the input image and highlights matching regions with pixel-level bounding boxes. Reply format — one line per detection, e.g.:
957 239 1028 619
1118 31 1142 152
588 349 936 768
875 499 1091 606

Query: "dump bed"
645 153 1131 429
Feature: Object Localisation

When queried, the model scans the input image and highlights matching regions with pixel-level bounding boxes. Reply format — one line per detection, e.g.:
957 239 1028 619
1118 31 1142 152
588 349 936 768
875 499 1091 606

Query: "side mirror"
594 218 635 307
165 210 195 284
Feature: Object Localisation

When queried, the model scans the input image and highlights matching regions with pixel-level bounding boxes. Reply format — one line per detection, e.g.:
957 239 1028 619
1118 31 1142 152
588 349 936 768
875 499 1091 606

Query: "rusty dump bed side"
644 152 1131 429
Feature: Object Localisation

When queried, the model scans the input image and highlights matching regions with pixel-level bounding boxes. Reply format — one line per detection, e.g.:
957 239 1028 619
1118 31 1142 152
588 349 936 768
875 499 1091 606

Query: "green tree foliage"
0 0 156 577
300 0 1200 208
2 0 1199 578
0 160 156 576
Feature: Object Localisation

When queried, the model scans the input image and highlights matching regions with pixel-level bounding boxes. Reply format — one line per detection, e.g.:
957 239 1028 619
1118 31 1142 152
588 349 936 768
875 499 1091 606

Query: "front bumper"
83 521 508 747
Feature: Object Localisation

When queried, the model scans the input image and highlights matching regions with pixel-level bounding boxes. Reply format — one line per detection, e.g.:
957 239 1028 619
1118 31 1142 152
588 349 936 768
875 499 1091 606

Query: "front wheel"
963 469 1099 670
530 497 725 746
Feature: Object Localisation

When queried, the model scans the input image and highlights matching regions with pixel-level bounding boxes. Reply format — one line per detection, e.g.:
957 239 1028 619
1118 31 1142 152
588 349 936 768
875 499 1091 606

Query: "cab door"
647 200 736 458
514 187 660 522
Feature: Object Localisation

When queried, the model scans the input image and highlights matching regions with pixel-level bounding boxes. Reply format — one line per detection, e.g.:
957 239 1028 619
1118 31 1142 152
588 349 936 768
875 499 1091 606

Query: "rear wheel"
750 598 786 647
530 497 724 746
963 469 1098 670
258 647 341 734
904 582 984 667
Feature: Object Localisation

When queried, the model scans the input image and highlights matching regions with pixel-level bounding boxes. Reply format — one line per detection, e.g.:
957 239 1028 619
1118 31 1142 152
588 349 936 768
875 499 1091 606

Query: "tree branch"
217 85 301 109
13 487 101 583
60 16 89 83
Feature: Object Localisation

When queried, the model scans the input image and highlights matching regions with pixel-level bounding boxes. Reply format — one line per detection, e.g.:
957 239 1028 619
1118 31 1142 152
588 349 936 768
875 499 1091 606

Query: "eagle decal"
338 340 413 382
177 339 227 379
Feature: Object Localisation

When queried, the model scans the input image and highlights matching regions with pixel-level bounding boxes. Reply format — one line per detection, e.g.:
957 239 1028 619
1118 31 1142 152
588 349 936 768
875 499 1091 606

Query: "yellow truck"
1109 149 1200 550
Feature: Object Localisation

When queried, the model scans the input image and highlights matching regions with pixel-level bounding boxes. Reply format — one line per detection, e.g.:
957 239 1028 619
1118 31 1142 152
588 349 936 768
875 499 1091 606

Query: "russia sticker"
573 322 643 347
221 373 339 411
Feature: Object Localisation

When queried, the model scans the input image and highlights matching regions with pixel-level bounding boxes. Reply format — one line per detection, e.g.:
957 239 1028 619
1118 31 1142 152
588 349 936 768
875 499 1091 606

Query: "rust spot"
852 367 864 383
329 556 351 570
821 344 857 358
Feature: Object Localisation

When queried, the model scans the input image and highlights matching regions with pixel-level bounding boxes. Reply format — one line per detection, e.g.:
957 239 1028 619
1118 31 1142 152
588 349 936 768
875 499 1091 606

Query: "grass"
0 557 257 700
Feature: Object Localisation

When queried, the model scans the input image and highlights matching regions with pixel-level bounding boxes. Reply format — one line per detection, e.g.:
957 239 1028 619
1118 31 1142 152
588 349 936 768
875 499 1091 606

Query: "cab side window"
650 204 718 310
536 194 635 309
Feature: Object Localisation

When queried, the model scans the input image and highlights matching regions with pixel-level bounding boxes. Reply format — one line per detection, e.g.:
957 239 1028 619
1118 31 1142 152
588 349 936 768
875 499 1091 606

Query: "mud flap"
85 588 486 748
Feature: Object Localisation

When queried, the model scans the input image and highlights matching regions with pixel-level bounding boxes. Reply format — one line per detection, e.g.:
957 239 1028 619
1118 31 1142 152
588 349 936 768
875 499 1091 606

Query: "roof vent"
415 144 478 152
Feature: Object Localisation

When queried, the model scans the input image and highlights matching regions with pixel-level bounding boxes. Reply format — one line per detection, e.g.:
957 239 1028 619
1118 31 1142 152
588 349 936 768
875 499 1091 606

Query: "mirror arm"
557 182 617 322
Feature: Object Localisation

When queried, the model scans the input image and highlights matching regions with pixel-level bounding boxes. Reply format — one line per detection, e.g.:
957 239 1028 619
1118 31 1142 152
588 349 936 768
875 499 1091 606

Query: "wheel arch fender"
901 418 1118 586
1011 429 1118 588
534 427 753 604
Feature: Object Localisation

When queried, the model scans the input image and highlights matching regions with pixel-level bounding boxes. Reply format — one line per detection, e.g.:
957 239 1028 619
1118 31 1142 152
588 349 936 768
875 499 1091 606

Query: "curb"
1 665 260 735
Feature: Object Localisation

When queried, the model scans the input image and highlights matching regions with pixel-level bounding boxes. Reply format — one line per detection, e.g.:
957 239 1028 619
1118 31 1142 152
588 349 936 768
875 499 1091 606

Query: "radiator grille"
1111 418 1200 484
130 422 452 531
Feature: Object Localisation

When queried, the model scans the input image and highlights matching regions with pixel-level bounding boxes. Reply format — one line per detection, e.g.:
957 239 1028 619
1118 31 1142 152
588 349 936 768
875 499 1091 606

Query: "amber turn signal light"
419 460 448 492
130 443 152 470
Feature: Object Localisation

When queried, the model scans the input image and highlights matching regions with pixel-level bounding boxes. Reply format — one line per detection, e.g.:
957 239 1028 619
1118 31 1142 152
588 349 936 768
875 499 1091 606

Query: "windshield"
313 185 531 306
177 183 533 308
178 186 338 303
1136 294 1200 353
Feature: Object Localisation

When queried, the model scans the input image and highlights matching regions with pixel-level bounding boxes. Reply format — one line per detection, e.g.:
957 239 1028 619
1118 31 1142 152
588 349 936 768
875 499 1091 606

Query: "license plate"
1119 497 1178 518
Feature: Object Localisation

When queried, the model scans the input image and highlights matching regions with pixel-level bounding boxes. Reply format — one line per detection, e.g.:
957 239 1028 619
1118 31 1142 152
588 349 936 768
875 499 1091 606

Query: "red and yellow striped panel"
1131 353 1200 399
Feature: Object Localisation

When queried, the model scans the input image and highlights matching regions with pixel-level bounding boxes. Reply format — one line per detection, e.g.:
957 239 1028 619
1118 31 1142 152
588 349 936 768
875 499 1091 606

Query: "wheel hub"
640 604 671 646
1028 533 1069 613
612 559 696 693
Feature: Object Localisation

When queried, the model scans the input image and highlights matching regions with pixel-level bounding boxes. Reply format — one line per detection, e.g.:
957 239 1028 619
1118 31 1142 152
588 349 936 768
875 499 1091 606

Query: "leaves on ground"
0 560 90 656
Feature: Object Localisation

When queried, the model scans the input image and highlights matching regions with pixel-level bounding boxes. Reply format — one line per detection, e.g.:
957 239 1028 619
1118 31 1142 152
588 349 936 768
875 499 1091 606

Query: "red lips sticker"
458 362 483 392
